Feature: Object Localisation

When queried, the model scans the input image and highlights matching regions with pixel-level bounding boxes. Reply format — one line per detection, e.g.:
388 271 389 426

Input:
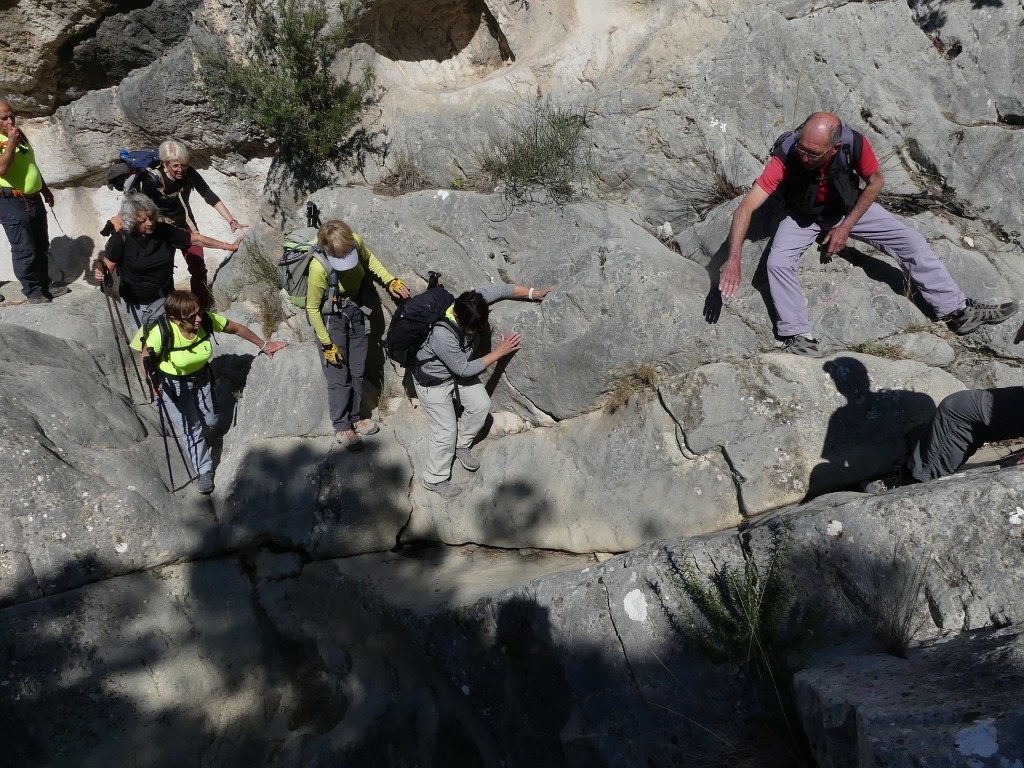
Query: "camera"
427 271 441 289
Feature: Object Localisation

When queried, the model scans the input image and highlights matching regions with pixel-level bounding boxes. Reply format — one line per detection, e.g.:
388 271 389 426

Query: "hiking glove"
322 343 343 365
388 278 408 298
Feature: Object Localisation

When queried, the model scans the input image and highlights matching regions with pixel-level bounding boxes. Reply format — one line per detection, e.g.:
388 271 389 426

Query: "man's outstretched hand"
719 259 741 299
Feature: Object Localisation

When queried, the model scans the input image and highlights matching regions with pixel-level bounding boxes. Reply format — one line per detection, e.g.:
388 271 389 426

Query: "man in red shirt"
719 112 1016 356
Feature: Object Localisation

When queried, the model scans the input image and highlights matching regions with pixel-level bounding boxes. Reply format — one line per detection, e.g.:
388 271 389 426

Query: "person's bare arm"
190 232 244 251
720 185 770 298
0 126 20 176
822 170 884 256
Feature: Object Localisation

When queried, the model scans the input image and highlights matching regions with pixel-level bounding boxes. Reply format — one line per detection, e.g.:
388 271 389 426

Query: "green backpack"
277 227 346 314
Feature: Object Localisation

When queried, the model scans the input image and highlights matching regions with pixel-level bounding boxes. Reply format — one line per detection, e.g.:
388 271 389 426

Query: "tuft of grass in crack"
469 98 593 207
850 340 906 360
602 363 661 414
836 539 929 658
676 139 746 221
237 240 286 336
375 145 434 196
375 375 405 417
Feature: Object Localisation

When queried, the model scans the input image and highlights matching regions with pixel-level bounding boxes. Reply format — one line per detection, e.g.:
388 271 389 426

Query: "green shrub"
200 0 383 177
472 99 593 206
670 521 794 671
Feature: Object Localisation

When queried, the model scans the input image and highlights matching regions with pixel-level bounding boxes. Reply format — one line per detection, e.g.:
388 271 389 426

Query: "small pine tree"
201 0 383 176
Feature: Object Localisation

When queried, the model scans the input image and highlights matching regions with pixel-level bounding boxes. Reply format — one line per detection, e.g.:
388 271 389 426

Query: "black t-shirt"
105 222 190 304
137 167 221 229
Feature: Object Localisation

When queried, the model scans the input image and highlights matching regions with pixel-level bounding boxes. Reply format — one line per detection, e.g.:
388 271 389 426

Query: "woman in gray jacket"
414 282 554 498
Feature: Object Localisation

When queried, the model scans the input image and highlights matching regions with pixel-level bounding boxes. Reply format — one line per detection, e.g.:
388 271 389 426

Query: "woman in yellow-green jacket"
309 220 410 450
134 290 287 493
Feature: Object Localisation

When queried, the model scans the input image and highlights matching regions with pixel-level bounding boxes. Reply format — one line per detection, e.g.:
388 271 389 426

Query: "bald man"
0 100 67 304
719 111 1016 356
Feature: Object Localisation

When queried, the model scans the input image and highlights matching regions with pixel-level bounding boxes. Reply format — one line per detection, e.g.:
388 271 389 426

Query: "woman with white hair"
93 193 242 331
137 139 246 308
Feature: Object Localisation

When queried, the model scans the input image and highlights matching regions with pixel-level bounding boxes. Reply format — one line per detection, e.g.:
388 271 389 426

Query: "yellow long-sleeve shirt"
306 233 395 345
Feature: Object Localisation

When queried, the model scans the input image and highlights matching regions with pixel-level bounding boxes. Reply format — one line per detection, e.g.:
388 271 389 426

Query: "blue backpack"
105 147 161 192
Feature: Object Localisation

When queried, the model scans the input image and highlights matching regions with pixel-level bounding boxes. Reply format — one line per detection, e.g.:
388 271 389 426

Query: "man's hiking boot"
455 447 480 471
782 334 823 358
946 298 1018 336
422 478 462 498
353 419 380 437
861 464 918 494
46 285 70 300
26 293 49 304
197 472 215 495
337 429 363 451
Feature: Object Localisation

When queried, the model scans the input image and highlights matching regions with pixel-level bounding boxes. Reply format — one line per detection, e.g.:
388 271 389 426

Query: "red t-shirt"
755 136 880 206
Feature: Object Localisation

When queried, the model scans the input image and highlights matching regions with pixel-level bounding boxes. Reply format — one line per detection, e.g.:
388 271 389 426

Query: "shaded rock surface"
2 0 1024 765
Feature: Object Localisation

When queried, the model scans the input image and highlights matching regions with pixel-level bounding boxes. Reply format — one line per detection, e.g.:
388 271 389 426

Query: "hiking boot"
46 285 70 300
782 334 823 358
861 464 918 494
26 293 49 304
336 429 363 451
353 419 380 436
197 472 215 495
421 478 462 498
455 447 480 471
946 298 1019 336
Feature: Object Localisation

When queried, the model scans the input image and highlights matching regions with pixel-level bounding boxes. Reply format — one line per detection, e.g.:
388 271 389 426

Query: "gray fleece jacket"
415 283 515 385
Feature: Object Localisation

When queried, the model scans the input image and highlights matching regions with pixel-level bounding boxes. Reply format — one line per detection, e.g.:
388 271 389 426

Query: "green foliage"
237 240 285 335
850 340 907 360
201 0 383 176
237 240 280 293
472 99 593 207
671 520 794 673
668 519 816 767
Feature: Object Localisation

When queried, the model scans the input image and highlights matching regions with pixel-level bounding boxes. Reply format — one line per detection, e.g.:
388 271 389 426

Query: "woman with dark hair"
413 282 554 498
137 139 246 308
132 290 287 494
93 192 242 331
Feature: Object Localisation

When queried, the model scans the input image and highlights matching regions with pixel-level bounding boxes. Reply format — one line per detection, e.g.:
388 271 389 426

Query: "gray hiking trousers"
909 387 1024 481
320 304 368 433
768 203 966 337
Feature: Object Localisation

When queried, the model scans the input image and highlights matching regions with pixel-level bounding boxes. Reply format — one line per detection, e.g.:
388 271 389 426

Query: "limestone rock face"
3 0 1024 763
661 353 965 513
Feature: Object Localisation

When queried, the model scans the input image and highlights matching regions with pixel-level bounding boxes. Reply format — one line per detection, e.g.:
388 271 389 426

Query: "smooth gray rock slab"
660 352 965 512
216 431 413 558
398 394 742 553
795 629 1024 768
0 559 286 768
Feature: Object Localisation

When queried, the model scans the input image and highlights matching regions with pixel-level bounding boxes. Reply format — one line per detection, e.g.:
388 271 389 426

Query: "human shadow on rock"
703 203 782 328
806 356 936 500
49 234 94 286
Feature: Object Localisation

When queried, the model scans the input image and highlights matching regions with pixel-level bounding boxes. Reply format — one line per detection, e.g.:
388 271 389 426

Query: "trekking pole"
155 392 176 491
108 277 151 402
157 392 195 483
100 282 135 398
47 203 66 235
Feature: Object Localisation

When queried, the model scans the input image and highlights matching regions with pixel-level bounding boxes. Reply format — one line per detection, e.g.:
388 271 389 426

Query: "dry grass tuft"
603 363 661 414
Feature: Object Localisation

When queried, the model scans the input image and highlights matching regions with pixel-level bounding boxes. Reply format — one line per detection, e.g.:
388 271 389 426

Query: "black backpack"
385 286 457 368
143 311 216 363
